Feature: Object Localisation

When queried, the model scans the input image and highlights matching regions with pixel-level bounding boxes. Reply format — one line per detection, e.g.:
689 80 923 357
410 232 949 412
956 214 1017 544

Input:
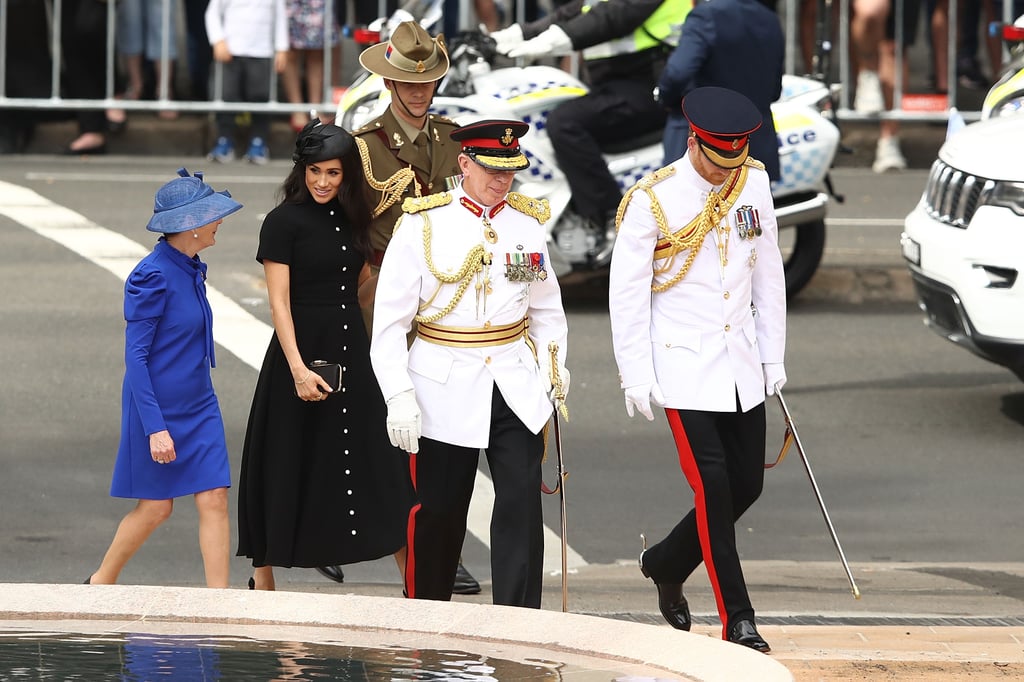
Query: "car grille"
922 159 996 229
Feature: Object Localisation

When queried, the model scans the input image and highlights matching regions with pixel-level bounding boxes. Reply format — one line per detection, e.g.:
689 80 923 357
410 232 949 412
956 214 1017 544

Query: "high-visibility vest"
580 0 689 62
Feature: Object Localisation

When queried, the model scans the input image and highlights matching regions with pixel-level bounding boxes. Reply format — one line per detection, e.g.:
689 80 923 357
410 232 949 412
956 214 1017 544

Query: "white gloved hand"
506 25 573 59
624 383 665 421
763 363 787 396
490 23 524 55
385 389 421 453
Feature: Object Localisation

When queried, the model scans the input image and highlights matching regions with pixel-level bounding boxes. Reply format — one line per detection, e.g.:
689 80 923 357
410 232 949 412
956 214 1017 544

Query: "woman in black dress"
237 120 415 590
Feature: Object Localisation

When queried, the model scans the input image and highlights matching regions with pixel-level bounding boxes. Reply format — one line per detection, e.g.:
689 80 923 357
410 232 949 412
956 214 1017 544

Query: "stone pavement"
561 560 1024 681
268 560 1024 680
4 561 1023 681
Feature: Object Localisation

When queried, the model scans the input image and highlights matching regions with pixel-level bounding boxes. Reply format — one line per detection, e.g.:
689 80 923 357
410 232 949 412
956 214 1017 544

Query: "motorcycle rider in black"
493 0 690 253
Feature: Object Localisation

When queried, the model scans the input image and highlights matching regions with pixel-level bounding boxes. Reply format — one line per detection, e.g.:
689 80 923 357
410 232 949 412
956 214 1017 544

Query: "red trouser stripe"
665 408 729 639
405 453 419 600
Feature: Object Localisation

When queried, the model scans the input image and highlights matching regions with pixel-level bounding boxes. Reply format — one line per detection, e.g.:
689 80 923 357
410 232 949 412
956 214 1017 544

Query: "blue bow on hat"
146 168 242 234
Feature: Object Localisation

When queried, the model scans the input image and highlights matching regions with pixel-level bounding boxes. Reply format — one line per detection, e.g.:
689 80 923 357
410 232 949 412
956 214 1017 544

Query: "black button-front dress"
237 197 415 569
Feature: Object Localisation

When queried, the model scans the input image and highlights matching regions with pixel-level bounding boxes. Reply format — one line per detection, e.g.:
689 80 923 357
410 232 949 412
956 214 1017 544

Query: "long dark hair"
278 135 375 256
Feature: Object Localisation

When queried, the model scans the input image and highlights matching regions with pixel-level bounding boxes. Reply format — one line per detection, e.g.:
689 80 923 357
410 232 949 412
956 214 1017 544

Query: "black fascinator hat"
292 119 354 164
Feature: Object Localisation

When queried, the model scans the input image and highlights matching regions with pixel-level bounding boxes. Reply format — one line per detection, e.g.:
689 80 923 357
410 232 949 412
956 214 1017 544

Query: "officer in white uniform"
609 87 787 652
371 119 570 608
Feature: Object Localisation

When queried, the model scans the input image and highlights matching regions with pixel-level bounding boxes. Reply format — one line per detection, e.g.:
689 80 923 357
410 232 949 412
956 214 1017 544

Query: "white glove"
506 25 573 59
490 23 524 55
624 383 665 421
763 363 787 396
385 389 421 454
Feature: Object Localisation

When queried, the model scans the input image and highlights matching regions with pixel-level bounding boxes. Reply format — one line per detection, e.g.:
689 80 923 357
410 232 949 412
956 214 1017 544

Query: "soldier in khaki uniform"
352 21 463 305
316 21 481 594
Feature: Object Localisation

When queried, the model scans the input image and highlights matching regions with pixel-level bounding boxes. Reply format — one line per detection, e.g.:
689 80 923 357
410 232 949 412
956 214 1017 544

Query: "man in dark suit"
656 0 784 180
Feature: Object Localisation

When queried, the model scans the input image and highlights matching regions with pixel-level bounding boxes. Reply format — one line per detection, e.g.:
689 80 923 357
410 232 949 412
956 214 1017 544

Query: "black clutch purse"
302 360 342 394
309 360 342 392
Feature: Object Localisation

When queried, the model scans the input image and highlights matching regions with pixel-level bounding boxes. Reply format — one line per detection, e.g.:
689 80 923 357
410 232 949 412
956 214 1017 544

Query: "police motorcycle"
980 13 1024 120
338 2 842 298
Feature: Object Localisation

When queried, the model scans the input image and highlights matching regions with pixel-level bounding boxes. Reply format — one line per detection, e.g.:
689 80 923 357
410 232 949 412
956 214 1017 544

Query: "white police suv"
901 114 1024 379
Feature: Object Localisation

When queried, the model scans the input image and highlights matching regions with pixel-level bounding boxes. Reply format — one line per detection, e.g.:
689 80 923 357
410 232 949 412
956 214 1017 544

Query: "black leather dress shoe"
315 565 345 583
639 534 691 631
452 562 481 595
727 619 771 653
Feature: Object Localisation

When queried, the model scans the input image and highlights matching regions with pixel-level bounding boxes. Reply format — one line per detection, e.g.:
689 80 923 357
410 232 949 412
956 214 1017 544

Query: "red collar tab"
460 196 483 217
460 197 506 218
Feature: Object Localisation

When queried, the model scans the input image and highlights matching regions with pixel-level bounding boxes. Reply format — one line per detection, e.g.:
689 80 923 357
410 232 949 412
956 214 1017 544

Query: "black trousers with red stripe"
404 385 545 607
642 400 767 635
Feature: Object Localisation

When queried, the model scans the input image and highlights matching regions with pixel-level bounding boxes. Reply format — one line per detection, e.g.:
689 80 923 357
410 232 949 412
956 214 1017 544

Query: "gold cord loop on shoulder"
354 136 417 218
413 213 486 324
618 165 748 294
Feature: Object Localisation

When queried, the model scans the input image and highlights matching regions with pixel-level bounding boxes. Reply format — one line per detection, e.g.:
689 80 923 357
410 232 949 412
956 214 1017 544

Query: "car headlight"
989 181 1024 216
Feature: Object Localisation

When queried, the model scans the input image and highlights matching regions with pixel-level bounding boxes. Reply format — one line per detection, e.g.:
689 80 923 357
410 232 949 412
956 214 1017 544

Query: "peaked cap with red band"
682 86 762 169
450 119 530 171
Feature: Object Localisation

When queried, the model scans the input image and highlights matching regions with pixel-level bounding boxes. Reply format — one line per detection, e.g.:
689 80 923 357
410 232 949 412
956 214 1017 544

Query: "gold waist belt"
417 318 528 348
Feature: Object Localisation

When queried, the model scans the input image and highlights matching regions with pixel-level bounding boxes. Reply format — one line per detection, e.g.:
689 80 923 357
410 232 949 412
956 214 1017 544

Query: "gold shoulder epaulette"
506 192 551 224
615 165 676 230
744 157 766 171
637 165 676 189
403 192 452 213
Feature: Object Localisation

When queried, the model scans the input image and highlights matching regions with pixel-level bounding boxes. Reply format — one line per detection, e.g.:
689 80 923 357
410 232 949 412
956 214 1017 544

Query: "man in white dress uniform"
609 86 787 652
371 119 570 608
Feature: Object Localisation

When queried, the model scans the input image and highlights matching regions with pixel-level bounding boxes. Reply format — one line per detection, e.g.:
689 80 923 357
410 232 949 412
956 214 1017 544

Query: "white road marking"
0 180 587 571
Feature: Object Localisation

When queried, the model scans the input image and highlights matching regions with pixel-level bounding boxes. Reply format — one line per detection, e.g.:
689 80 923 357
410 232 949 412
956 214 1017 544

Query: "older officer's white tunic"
609 156 786 411
371 187 568 449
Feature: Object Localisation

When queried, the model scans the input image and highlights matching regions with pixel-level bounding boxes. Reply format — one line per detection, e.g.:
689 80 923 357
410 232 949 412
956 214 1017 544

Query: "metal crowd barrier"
0 0 1017 122
0 0 348 117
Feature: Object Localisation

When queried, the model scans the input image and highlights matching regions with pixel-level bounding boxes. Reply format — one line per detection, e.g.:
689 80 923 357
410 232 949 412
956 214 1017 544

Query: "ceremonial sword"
769 386 861 599
543 341 570 612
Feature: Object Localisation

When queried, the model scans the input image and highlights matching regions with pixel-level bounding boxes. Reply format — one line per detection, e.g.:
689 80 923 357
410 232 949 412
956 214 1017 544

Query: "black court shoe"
639 533 691 631
727 619 771 653
452 561 481 595
316 565 345 583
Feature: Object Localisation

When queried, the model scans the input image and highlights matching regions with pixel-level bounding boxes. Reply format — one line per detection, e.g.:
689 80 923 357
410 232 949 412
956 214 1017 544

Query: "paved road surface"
2 156 1023 680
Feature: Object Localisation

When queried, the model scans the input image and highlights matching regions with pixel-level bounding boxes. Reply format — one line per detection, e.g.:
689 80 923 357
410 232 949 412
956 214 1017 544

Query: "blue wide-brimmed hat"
146 168 243 233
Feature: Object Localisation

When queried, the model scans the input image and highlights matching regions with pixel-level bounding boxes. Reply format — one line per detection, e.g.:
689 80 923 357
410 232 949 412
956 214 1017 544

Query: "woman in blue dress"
237 121 416 590
86 168 242 587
